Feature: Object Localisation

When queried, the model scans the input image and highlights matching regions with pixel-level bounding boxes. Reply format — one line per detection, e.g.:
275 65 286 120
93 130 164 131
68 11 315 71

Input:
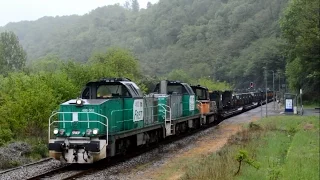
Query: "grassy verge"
181 116 319 180
303 100 320 108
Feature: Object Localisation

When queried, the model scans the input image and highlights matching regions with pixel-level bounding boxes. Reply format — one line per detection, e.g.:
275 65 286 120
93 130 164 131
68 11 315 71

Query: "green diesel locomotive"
48 78 268 163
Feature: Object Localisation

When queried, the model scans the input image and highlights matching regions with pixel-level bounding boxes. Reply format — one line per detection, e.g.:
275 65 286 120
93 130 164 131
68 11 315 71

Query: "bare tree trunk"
235 160 242 175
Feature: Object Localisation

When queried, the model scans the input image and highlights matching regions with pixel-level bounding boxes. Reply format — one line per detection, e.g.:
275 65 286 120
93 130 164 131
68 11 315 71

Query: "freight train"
48 78 273 163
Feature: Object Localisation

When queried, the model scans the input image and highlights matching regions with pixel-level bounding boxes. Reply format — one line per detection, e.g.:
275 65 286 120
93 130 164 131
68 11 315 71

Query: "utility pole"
261 100 263 118
278 72 280 95
277 70 281 110
264 68 268 117
272 70 275 110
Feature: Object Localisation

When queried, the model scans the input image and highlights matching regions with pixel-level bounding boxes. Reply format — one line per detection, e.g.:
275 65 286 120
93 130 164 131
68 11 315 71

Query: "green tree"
90 48 140 79
280 0 320 95
123 0 131 9
197 77 232 91
131 0 140 12
166 69 192 83
147 2 152 9
0 31 26 75
0 73 58 138
27 55 64 73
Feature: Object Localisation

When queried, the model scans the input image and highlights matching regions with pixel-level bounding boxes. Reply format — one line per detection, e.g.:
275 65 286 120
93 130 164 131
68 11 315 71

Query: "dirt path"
146 116 262 180
149 124 242 180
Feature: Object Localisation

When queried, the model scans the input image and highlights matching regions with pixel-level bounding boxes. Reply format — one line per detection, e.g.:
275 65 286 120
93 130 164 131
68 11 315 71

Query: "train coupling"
48 139 107 163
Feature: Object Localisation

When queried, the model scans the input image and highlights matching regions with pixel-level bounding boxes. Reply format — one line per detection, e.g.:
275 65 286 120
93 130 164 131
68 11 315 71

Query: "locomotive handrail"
110 105 167 130
158 104 173 136
158 104 172 122
110 108 133 129
48 112 108 146
196 100 203 115
111 106 160 122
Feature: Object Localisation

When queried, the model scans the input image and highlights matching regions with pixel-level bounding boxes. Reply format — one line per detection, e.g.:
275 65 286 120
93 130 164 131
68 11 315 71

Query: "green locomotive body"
48 78 203 163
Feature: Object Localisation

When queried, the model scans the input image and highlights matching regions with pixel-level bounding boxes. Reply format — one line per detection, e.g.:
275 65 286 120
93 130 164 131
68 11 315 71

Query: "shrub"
32 143 48 159
235 150 260 175
0 142 32 170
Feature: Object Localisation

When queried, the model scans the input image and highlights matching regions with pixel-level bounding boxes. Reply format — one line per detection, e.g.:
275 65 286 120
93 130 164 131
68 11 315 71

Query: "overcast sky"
0 0 159 26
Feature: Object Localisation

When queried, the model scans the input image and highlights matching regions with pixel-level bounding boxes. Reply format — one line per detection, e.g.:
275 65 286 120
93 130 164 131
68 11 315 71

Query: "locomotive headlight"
76 98 83 106
86 129 92 135
93 129 99 135
53 128 59 135
59 129 65 135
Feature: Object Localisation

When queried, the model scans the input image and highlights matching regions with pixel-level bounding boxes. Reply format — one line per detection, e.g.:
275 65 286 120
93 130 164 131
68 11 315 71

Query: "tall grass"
281 130 319 179
180 116 319 180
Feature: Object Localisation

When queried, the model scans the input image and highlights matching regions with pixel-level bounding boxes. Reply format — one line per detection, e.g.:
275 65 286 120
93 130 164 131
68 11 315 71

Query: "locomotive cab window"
195 88 208 100
167 85 186 94
96 84 130 98
154 81 195 95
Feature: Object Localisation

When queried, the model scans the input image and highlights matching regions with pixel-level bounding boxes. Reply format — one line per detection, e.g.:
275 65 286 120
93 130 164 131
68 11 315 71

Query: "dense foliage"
0 31 26 75
0 48 144 145
0 0 289 89
166 69 231 91
280 0 319 97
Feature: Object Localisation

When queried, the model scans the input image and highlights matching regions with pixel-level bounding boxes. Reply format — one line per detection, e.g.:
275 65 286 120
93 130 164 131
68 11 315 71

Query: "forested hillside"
0 0 318 165
0 0 289 89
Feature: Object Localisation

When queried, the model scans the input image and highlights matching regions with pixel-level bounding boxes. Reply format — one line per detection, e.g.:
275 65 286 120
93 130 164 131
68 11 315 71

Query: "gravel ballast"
0 159 62 180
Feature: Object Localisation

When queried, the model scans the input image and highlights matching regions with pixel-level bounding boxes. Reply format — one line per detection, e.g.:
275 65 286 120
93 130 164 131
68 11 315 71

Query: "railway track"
26 118 225 179
0 158 53 175
26 164 74 180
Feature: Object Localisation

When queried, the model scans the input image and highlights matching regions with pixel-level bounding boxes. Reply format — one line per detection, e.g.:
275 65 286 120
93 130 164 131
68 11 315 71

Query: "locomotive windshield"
81 82 134 99
154 82 194 95
97 84 130 98
191 86 208 100
195 88 208 100
167 85 186 94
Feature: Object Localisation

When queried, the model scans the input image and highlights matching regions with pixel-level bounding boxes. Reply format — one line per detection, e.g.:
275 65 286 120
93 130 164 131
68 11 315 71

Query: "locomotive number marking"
134 110 143 120
133 99 144 121
189 95 195 111
82 109 94 112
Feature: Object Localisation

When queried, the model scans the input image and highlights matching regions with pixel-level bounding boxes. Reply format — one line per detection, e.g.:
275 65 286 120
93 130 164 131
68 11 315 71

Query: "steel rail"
0 158 53 175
